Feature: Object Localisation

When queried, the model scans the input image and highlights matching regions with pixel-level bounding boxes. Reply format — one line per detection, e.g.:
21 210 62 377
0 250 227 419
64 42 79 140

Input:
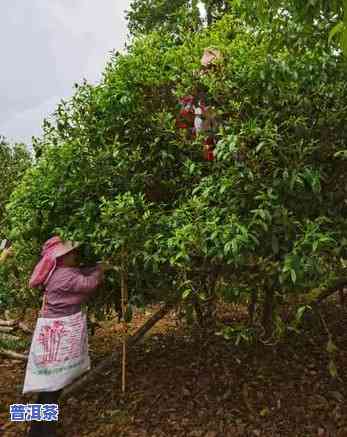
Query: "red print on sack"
38 321 66 364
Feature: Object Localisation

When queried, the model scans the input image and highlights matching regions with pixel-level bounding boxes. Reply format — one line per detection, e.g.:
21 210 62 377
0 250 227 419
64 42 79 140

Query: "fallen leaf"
205 431 217 437
260 407 270 417
328 390 344 403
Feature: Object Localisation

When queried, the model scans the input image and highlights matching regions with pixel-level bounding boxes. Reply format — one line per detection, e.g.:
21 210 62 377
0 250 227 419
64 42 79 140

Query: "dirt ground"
0 301 346 437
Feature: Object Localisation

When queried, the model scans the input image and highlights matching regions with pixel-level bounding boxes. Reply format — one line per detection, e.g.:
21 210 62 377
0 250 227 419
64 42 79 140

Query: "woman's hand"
5 247 14 257
0 247 14 264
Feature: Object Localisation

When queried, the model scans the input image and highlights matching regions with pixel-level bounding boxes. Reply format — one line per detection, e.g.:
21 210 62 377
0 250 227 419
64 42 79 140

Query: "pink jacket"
42 266 103 318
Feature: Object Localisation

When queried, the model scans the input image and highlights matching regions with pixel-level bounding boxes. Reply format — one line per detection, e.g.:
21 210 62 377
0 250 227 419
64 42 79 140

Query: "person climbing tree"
200 47 223 73
176 94 196 139
198 48 222 161
176 47 222 161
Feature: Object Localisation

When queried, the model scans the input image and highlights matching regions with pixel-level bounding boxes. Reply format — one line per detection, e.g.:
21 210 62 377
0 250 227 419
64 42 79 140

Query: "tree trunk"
339 288 345 307
61 302 175 399
314 277 347 304
190 0 200 20
193 271 218 328
206 8 213 25
193 300 204 326
248 288 258 326
262 286 274 338
0 348 28 360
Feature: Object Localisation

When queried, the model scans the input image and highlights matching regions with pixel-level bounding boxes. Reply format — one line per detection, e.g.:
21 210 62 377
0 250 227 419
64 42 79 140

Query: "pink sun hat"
201 48 223 68
29 236 80 289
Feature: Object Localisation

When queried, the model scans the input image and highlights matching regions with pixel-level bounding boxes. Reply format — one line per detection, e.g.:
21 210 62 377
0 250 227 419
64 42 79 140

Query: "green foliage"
127 0 197 36
234 0 347 55
0 137 31 310
217 324 256 345
126 0 230 36
128 0 347 54
0 336 30 352
3 9 347 342
0 137 31 233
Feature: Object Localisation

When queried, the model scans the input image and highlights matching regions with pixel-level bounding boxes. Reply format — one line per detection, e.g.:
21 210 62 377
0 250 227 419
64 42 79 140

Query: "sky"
0 0 131 146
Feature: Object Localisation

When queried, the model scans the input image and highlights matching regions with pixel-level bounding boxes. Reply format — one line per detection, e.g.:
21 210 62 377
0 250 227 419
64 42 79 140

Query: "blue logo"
10 404 59 422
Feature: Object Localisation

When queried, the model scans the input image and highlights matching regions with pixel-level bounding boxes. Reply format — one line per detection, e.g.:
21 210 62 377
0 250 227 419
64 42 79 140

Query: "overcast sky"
0 0 131 146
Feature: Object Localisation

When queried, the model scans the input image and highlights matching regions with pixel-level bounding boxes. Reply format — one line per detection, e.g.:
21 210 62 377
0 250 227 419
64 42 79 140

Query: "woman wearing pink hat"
24 236 112 437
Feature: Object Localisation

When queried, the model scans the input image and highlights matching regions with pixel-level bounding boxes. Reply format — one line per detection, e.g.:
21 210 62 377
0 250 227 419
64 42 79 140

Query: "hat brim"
54 241 80 259
201 48 223 67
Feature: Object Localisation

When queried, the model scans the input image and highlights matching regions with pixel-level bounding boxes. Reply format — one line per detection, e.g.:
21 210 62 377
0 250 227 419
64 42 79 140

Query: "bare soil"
0 301 346 437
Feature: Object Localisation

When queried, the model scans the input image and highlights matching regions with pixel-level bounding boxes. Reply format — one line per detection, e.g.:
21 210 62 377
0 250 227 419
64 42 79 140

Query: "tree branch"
18 322 32 334
0 348 28 360
61 301 176 399
314 277 347 305
0 319 17 326
0 326 14 333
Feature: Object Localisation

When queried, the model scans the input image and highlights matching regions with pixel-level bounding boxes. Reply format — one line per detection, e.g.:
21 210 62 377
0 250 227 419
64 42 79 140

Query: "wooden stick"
121 247 128 393
18 322 32 334
0 326 14 333
121 254 125 393
0 318 32 335
0 333 20 341
124 249 129 393
0 348 28 360
0 319 17 326
122 333 126 393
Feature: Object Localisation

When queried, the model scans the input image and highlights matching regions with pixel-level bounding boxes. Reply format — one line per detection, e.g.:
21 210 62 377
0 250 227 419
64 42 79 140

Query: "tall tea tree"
6 13 347 335
126 0 231 36
0 136 31 235
235 0 347 55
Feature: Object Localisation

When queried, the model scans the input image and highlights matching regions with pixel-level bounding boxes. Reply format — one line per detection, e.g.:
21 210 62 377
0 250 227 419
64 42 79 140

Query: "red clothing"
203 137 216 161
42 266 103 318
176 95 195 130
